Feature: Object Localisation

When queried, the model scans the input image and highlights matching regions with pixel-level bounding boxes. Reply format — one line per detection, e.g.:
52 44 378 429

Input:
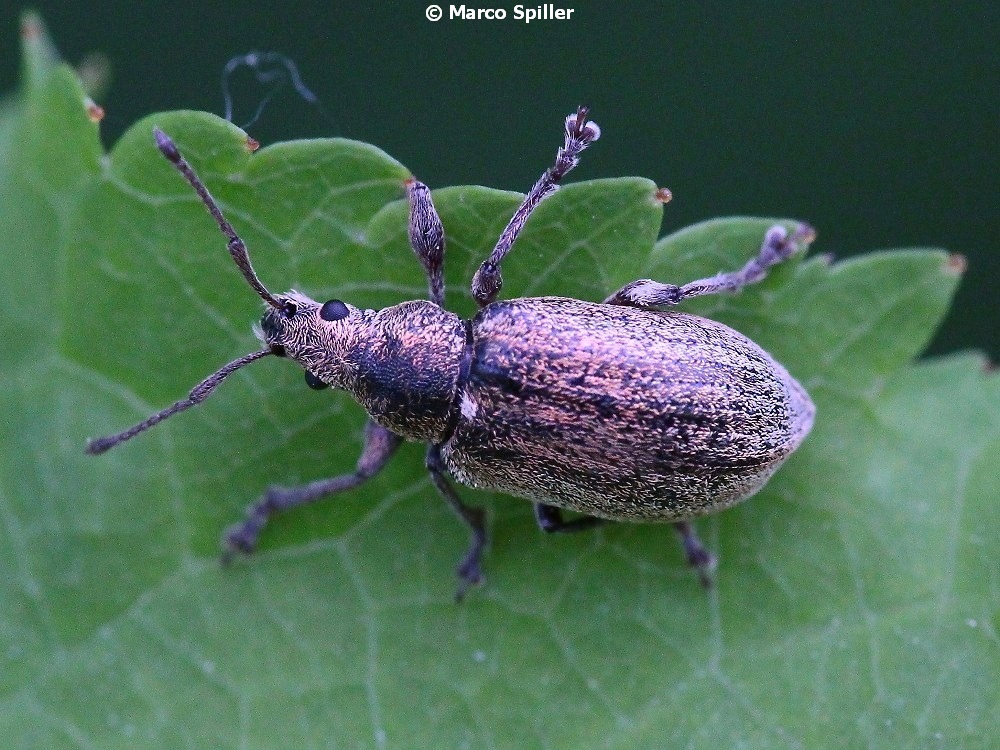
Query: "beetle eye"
304 371 328 390
320 299 350 322
282 300 298 317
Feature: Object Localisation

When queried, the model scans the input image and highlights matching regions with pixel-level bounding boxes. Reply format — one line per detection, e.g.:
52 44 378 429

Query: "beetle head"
84 129 370 455
258 291 367 390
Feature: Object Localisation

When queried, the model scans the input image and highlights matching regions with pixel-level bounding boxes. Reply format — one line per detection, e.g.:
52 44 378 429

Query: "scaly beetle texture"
87 108 816 599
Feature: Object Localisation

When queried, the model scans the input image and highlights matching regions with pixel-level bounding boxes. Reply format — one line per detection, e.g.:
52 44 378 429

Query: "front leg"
406 178 446 307
223 420 402 562
426 445 488 601
604 222 815 308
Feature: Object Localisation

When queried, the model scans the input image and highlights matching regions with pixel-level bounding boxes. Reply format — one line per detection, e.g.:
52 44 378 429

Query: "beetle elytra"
88 108 815 598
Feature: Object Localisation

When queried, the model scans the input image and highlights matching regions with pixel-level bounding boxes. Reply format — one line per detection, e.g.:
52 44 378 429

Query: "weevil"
87 108 816 598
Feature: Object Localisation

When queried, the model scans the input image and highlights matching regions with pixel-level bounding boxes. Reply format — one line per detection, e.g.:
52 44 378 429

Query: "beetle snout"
259 309 280 341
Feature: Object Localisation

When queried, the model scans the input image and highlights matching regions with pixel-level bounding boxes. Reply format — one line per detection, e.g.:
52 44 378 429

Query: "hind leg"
604 223 815 308
534 503 607 533
673 521 716 588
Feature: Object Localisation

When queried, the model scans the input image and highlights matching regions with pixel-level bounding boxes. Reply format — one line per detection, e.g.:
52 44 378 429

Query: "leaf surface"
1 20 997 749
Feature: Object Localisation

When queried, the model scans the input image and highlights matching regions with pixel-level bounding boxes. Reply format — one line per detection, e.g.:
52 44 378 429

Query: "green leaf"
1 22 997 749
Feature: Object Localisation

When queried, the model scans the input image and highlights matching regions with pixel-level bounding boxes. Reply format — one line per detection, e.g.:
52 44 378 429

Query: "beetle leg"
537 506 716 587
603 222 816 307
534 503 607 533
405 178 446 307
221 420 402 562
426 445 488 601
672 521 716 588
471 107 601 307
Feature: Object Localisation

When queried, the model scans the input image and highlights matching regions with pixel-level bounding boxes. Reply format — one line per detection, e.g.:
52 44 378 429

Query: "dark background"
2 2 996 358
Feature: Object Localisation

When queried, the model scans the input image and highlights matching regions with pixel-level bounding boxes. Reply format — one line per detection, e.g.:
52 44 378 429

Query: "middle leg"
426 445 488 601
471 107 601 307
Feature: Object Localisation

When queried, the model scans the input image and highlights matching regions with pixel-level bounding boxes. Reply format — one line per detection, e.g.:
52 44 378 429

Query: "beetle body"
89 110 817 594
445 297 814 521
262 293 814 523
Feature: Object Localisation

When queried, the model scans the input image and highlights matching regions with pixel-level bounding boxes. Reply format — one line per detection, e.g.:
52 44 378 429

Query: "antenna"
87 131 291 455
153 127 289 313
86 349 274 454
